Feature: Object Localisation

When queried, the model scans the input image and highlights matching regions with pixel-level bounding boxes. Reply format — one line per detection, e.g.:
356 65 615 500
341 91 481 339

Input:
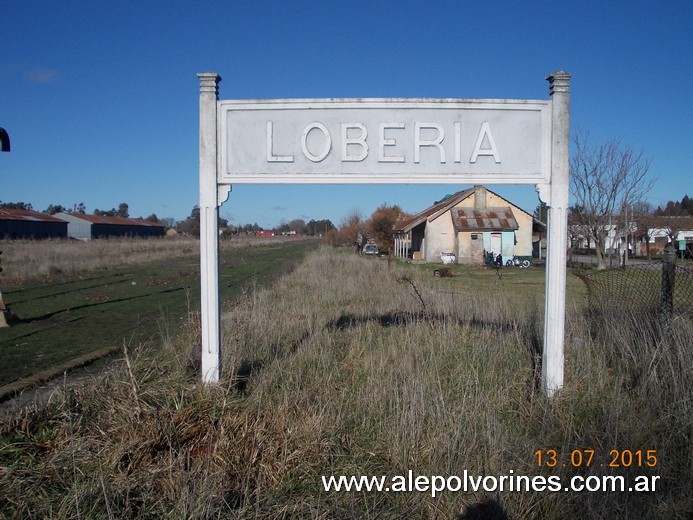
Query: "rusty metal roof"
393 185 536 234
452 207 519 231
59 213 165 227
0 208 67 223
394 187 475 233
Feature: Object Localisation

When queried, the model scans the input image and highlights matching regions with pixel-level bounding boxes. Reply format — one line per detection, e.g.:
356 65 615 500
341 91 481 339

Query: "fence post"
660 245 676 340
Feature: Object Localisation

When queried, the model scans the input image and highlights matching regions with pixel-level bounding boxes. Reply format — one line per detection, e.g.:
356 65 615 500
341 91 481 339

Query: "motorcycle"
505 256 531 268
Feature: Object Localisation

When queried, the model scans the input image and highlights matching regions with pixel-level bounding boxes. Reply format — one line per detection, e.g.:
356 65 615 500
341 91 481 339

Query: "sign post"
541 71 571 396
197 72 224 383
198 71 570 394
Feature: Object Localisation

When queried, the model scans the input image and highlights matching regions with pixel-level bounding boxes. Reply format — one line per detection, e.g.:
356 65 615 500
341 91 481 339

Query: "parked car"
363 243 379 256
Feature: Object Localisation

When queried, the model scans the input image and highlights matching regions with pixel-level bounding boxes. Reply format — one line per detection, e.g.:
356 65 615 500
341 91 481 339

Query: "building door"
470 233 484 264
490 233 502 256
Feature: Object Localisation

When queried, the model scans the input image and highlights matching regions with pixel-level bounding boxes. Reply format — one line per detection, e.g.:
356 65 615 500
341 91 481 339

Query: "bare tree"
327 209 364 249
570 129 654 269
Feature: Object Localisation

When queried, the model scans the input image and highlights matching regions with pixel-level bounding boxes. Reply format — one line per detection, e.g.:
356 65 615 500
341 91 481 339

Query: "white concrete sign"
199 72 571 396
219 99 550 184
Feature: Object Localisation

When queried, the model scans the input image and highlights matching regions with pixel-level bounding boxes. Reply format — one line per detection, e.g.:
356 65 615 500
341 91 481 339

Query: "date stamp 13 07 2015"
535 449 658 469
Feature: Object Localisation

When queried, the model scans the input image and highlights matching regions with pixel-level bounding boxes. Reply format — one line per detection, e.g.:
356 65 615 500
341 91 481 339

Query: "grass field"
0 237 317 387
0 245 691 518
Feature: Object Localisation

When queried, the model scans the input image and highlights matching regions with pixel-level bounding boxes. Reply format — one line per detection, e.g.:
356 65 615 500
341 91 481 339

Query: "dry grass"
1 247 691 518
0 235 292 286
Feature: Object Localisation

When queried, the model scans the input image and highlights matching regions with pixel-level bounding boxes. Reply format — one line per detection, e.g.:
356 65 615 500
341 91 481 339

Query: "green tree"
306 219 335 236
682 195 692 215
94 202 129 218
44 204 67 215
655 195 693 217
0 201 33 211
175 207 225 237
534 201 548 223
238 223 261 234
277 221 291 234
117 203 129 218
176 206 201 237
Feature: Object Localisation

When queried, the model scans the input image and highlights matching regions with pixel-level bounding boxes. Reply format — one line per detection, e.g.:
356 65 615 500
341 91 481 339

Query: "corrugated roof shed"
53 212 165 239
66 214 164 227
0 208 66 223
0 208 68 239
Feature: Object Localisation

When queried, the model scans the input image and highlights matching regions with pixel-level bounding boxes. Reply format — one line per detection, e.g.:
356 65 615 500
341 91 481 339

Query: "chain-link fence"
574 248 693 338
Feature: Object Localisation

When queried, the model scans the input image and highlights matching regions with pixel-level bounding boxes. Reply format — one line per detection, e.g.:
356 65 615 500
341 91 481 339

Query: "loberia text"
266 120 501 165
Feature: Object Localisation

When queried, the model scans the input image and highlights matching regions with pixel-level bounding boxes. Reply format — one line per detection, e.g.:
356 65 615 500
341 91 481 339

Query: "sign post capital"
546 71 572 95
197 72 221 95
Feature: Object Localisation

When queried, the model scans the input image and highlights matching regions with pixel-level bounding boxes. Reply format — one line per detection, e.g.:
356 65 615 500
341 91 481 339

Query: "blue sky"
2 1 691 228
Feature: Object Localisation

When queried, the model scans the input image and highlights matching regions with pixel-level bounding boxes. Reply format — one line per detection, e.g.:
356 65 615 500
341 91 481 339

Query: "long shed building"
0 208 68 239
54 213 165 240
